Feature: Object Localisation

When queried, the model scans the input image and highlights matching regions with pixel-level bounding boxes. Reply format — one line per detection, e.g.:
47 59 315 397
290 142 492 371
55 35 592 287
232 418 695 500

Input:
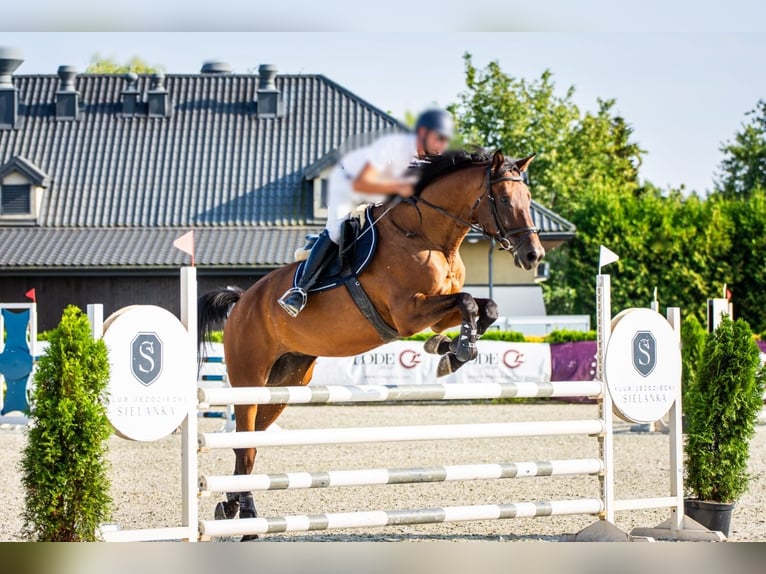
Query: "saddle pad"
292 206 378 293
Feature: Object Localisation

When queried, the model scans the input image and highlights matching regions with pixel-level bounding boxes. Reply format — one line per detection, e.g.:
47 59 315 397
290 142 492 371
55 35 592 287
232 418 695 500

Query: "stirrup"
277 287 308 318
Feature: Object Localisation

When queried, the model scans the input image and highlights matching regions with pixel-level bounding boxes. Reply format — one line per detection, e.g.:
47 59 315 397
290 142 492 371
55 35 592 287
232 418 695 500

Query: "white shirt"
339 133 418 180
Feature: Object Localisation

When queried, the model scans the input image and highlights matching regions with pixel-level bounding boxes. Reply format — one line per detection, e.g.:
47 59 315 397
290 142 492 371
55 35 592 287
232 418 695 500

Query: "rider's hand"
398 183 415 198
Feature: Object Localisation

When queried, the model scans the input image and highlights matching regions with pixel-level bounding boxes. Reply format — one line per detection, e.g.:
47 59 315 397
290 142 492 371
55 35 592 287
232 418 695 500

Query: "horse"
198 148 546 536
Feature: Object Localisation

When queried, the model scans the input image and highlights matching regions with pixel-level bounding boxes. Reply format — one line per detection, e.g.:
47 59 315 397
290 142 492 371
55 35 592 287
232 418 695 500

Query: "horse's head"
474 150 546 270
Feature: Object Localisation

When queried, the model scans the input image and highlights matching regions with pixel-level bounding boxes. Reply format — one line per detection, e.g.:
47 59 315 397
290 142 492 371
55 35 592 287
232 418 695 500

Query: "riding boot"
277 230 337 317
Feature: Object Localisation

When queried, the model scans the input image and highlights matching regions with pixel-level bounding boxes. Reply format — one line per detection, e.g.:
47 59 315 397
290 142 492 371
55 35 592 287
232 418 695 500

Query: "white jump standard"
95 265 725 542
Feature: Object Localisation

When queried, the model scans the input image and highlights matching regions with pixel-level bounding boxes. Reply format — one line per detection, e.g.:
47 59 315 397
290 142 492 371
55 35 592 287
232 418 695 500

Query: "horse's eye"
500 197 510 205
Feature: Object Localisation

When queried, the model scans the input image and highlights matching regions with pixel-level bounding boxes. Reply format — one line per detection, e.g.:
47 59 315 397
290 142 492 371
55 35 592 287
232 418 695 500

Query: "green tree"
85 54 163 74
721 189 766 332
716 100 766 198
449 53 644 213
685 317 764 502
680 314 706 405
20 306 112 541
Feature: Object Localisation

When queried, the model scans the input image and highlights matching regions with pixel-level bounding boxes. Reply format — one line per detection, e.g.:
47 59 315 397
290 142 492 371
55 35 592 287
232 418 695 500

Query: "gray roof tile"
1 73 402 228
0 71 574 268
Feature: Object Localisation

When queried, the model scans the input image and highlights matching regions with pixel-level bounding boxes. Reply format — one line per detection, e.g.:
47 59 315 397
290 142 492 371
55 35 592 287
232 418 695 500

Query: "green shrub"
20 305 112 541
680 315 707 405
684 317 765 503
545 329 597 343
478 330 527 342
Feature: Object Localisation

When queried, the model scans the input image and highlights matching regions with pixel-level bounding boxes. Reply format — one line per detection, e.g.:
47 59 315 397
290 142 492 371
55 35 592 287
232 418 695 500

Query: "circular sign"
103 305 196 441
604 308 681 424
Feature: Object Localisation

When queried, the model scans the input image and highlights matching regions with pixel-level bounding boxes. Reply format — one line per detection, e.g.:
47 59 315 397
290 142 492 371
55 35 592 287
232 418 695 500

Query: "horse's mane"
413 148 494 195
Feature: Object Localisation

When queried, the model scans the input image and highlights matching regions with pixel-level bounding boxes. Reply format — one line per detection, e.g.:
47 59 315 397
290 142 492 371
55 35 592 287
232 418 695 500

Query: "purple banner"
758 340 766 354
549 341 598 403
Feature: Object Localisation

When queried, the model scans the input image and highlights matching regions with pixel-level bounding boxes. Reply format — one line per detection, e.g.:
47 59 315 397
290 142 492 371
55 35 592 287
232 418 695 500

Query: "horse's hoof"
454 341 476 363
424 334 451 355
214 500 239 520
240 534 260 542
437 355 454 377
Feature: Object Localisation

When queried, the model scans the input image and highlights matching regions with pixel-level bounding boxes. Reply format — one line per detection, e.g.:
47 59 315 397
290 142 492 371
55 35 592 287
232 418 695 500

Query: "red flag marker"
25 288 36 302
173 230 195 266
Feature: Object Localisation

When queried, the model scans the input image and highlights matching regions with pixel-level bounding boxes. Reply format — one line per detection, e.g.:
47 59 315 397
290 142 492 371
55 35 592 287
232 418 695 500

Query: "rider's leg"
277 229 338 317
277 170 351 317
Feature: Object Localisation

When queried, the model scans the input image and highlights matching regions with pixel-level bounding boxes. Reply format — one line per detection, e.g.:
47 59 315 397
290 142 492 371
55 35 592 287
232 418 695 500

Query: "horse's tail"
197 286 244 362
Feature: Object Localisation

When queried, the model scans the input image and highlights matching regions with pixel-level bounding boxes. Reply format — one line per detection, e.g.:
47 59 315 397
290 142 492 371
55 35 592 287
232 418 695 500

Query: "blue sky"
2 31 765 194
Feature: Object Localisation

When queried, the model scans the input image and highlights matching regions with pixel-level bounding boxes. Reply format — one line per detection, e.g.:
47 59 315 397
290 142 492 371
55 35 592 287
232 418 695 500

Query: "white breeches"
324 167 385 243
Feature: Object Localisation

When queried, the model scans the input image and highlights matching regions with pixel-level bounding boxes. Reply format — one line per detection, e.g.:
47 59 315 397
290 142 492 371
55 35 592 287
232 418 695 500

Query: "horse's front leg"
425 298 499 377
425 298 499 356
395 292 480 362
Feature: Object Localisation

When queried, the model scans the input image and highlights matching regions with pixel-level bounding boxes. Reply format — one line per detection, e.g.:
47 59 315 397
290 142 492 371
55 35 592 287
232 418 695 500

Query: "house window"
320 179 329 209
312 177 330 219
0 184 31 215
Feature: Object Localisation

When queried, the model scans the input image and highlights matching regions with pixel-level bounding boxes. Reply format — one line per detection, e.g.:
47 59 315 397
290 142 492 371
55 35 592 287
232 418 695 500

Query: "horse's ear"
515 154 536 173
491 149 505 172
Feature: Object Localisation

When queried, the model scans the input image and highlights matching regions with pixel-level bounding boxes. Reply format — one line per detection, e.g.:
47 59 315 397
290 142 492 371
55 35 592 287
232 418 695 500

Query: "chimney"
255 64 285 119
200 60 232 75
55 65 79 121
0 47 23 130
147 72 170 118
120 72 140 117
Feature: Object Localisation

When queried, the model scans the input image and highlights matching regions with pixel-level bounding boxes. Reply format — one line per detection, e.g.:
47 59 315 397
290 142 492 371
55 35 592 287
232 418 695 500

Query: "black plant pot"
684 499 735 537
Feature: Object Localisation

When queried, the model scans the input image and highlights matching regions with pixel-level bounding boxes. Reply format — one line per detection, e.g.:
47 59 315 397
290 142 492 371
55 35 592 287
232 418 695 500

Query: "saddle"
290 205 399 342
292 206 377 293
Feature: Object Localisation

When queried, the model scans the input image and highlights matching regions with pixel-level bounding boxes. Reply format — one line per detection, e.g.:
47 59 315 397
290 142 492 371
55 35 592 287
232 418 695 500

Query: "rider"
278 108 455 317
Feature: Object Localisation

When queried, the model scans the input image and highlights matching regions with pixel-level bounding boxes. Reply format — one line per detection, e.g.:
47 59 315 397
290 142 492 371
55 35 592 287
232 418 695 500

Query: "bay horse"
198 149 545 534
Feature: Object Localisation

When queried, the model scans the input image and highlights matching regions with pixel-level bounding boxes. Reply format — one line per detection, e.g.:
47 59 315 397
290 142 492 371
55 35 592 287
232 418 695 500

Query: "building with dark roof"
0 50 575 329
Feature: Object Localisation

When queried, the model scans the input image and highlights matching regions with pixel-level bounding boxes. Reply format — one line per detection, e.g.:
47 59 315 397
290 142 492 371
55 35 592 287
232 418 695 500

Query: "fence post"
180 266 199 542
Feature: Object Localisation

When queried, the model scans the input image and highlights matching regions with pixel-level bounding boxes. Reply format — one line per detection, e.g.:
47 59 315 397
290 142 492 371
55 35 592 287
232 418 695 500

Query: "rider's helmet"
415 109 455 140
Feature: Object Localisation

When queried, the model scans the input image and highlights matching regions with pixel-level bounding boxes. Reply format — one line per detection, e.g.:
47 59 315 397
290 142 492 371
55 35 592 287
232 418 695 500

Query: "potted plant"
683 316 765 537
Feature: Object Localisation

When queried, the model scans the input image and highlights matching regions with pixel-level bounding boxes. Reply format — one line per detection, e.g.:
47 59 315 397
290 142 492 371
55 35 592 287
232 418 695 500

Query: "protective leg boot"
277 230 337 317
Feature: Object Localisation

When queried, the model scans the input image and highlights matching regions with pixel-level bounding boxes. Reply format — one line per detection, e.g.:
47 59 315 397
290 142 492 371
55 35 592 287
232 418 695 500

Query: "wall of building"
0 271 268 331
458 240 536 285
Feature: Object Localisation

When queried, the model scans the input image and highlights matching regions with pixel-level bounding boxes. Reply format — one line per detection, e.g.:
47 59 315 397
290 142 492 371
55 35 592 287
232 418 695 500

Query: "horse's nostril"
526 251 538 263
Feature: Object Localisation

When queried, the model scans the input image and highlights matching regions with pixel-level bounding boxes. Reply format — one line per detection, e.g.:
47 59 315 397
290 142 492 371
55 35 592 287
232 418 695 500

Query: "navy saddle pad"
293 206 379 293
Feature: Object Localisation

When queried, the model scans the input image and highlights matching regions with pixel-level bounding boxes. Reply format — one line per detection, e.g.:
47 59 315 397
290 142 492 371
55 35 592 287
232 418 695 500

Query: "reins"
412 165 540 254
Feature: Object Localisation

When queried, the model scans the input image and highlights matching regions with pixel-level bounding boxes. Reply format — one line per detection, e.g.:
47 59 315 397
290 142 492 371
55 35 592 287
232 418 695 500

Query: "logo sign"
632 331 656 377
604 308 681 424
398 349 422 369
502 349 526 369
131 333 163 386
103 305 195 442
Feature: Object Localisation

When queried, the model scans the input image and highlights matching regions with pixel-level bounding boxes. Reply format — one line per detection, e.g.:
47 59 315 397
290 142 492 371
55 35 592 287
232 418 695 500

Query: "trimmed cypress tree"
680 314 707 406
20 305 112 541
684 316 765 503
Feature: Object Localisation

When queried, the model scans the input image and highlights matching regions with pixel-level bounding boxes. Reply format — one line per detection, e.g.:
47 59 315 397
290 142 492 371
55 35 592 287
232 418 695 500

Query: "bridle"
412 165 541 253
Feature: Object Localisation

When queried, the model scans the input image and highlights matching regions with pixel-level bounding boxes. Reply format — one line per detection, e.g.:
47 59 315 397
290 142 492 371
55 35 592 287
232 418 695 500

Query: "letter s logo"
138 341 156 373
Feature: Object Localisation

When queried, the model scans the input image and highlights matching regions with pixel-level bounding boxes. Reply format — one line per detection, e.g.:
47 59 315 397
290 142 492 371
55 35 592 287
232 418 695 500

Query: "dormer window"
303 150 340 220
0 184 31 215
0 156 50 224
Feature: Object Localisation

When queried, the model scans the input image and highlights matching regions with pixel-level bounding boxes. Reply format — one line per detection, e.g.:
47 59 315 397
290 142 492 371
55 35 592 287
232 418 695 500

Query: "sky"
2 31 766 194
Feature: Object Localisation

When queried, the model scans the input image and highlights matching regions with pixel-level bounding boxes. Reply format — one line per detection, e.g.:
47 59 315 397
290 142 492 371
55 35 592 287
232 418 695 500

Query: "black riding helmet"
415 109 455 140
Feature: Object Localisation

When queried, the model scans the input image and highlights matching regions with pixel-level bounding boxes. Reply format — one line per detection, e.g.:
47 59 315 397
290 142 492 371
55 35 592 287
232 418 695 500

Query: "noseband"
413 165 541 254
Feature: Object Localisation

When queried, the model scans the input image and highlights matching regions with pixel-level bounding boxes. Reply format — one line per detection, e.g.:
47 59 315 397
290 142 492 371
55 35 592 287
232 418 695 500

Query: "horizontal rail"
198 380 603 406
199 419 605 450
200 498 604 538
200 458 604 493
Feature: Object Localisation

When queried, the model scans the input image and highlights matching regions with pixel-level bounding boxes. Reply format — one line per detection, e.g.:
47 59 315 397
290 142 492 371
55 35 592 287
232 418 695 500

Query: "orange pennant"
173 230 195 266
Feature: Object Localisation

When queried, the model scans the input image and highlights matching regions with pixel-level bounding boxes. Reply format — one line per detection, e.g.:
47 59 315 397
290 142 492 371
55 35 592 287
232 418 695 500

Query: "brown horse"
198 149 545 532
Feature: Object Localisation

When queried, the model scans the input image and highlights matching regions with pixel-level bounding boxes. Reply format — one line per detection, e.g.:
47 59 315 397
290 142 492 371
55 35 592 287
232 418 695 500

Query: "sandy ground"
2 402 765 542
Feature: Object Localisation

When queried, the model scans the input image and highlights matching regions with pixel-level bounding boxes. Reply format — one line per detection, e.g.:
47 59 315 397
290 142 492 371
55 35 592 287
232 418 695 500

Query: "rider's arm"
352 163 415 197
